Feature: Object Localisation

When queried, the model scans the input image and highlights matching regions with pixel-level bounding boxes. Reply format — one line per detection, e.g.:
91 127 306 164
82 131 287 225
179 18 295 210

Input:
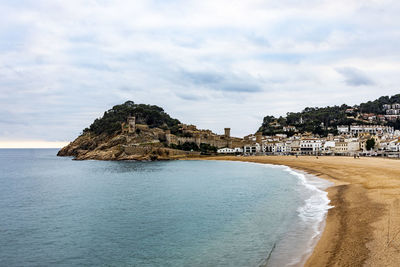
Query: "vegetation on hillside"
84 101 181 135
169 142 218 154
259 105 352 136
359 94 400 114
366 138 376 151
258 94 400 136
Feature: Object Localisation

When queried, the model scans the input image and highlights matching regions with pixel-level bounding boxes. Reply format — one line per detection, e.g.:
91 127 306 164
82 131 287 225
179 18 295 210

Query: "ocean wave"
283 167 334 266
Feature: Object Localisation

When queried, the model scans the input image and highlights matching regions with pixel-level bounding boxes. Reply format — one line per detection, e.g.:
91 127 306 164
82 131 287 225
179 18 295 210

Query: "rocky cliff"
57 128 201 161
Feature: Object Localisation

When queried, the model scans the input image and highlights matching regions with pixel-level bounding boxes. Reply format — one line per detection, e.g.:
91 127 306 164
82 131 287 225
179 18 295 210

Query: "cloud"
335 67 375 86
180 70 262 93
175 92 206 101
219 83 262 93
182 71 224 85
1 0 400 141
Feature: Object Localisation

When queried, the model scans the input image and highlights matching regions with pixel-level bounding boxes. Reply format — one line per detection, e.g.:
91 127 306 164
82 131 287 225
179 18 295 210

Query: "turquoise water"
0 149 331 266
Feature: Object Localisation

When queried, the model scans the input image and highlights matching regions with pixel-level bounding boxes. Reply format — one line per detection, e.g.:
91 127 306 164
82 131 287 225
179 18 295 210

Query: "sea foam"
283 167 333 266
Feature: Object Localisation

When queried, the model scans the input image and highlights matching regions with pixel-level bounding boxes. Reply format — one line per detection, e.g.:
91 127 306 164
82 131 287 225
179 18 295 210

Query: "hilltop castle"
121 116 247 149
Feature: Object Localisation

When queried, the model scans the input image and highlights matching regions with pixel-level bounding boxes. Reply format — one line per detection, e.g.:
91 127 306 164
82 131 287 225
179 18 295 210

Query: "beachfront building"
217 148 235 154
234 147 243 153
388 140 400 152
321 140 335 154
244 143 261 155
274 142 289 154
237 128 400 157
217 147 244 154
300 138 322 155
334 141 348 154
262 140 292 154
334 139 360 155
263 142 276 153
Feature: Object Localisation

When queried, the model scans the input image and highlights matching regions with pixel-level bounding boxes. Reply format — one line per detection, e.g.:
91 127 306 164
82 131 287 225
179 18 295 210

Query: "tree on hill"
258 94 400 136
366 138 375 151
259 105 349 136
84 101 181 135
359 94 400 114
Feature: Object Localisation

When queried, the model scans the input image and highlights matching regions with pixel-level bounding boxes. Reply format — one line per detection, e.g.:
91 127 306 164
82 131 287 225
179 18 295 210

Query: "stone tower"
127 116 136 133
165 129 171 145
256 132 262 144
224 128 231 138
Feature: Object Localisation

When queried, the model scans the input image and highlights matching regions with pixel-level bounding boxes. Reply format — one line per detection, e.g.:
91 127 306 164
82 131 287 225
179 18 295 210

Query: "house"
349 125 394 135
217 148 235 154
290 140 301 154
283 126 297 132
322 141 335 154
388 141 400 152
244 143 261 155
383 104 391 110
234 147 243 153
300 138 322 155
337 125 349 134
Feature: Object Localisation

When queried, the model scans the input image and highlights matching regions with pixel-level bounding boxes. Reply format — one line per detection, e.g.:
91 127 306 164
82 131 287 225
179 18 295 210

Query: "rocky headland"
58 101 240 160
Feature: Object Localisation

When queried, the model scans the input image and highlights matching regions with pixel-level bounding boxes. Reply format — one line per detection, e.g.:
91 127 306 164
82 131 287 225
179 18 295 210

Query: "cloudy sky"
1 0 400 147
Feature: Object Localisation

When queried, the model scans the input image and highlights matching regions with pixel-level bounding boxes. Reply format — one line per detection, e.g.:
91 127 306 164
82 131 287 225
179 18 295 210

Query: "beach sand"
191 155 400 266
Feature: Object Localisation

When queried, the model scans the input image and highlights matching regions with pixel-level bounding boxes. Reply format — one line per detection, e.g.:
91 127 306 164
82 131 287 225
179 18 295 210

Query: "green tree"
85 101 181 135
366 138 375 151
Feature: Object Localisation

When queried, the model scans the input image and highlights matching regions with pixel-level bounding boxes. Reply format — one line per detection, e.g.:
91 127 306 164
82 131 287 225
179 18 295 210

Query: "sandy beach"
192 155 400 266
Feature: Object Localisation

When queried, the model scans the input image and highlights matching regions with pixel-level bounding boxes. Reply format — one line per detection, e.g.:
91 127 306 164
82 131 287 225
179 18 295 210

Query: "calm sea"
0 149 331 266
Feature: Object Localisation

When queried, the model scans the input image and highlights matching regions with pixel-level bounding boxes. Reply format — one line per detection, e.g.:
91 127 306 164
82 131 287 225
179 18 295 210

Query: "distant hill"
258 94 400 136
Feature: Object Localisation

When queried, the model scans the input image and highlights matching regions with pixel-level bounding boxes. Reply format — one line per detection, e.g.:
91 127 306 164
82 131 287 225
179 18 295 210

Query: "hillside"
57 101 219 160
258 94 400 136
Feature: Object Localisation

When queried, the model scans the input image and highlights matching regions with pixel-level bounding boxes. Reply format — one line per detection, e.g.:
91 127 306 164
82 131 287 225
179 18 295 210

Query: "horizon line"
0 141 69 149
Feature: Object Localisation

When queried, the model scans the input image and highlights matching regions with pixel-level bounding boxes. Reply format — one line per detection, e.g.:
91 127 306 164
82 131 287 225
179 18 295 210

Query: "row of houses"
217 125 400 157
337 125 394 135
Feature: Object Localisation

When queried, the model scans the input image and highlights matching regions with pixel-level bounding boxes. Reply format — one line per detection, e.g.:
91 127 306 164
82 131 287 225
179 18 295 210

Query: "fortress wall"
124 146 201 157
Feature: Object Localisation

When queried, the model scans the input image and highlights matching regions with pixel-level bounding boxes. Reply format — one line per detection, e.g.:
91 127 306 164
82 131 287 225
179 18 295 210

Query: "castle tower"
127 116 136 134
224 128 231 138
256 132 262 144
165 129 171 145
194 132 201 147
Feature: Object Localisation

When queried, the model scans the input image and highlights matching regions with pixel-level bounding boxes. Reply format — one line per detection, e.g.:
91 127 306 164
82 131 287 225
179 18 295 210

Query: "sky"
1 0 400 147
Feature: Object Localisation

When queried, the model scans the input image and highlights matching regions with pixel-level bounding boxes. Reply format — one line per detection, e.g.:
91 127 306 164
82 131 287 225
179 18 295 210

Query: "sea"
0 149 332 266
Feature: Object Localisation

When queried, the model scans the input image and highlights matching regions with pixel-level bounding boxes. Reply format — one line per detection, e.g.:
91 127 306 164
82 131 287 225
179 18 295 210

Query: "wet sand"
190 155 400 266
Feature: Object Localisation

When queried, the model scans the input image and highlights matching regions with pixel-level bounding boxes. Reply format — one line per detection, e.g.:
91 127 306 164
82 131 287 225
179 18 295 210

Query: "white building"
383 104 391 110
347 141 360 152
322 141 336 153
300 139 322 154
217 148 235 154
349 125 394 135
388 141 400 152
337 125 349 134
244 143 261 154
337 125 394 135
217 147 243 154
234 147 243 153
283 126 297 132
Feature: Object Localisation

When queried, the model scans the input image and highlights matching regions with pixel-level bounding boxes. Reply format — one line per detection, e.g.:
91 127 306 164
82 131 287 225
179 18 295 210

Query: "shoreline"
219 161 333 266
187 155 400 266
